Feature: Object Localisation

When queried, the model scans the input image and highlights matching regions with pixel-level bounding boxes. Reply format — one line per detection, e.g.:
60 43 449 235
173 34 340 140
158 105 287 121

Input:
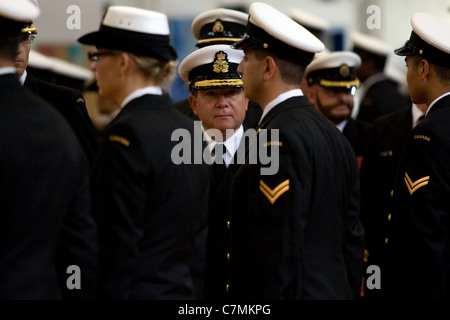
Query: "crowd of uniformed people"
1 0 450 300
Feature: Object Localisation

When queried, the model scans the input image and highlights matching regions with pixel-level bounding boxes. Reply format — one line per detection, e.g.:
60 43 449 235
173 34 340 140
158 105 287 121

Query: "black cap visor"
394 31 450 68
231 34 259 50
394 40 419 56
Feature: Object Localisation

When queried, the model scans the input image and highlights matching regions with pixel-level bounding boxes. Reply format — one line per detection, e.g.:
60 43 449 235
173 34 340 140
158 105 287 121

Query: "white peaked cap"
305 51 361 89
50 56 94 81
28 50 54 70
178 44 244 89
288 7 331 31
412 12 450 54
394 12 450 68
232 2 324 66
102 6 170 35
306 51 361 74
191 8 248 40
0 0 40 22
250 2 324 53
78 5 176 61
351 31 393 57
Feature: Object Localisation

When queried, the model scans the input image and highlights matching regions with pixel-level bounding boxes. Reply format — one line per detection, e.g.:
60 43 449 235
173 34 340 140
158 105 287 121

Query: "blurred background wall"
30 0 450 105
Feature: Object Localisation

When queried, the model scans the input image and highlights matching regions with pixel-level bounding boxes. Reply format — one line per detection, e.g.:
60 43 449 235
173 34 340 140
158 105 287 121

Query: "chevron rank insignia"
260 179 289 204
404 172 429 195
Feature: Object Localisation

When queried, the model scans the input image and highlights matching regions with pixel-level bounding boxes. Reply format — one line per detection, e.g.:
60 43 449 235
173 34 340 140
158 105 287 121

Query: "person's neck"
116 76 157 106
258 82 299 111
425 81 450 107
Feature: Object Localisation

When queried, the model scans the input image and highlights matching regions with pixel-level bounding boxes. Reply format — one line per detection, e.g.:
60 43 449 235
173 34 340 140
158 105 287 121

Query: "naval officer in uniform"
14 20 99 167
351 31 410 123
78 5 210 299
384 12 450 300
303 50 372 170
172 8 262 129
178 44 248 300
229 2 365 300
0 0 97 299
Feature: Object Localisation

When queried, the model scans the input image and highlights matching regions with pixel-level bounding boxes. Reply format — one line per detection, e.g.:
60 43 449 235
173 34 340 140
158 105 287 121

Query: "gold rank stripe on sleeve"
260 179 290 204
404 172 429 195
109 135 131 147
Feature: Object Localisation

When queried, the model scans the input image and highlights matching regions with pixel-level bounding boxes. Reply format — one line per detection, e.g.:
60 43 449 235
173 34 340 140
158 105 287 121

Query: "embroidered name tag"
379 150 393 158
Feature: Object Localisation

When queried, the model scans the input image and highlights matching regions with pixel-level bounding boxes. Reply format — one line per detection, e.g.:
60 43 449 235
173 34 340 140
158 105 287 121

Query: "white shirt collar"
425 92 450 116
258 89 303 125
336 119 348 133
204 125 244 167
411 103 425 127
19 70 27 86
121 86 163 109
0 67 17 76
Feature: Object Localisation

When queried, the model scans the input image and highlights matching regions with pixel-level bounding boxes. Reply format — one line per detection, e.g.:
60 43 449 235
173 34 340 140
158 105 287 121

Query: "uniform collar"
204 125 244 167
258 89 303 125
0 67 17 76
121 86 163 108
425 92 450 116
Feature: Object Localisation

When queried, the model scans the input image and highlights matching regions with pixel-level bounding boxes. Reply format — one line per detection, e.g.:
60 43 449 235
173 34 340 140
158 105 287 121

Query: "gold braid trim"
319 79 360 88
193 79 243 87
197 37 244 44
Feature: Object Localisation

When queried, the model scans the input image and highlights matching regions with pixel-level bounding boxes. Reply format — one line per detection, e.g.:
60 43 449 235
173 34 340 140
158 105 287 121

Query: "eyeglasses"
87 51 115 62
21 34 35 44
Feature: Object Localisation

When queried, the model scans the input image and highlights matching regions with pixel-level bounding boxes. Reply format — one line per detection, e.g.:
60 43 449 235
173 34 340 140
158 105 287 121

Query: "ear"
188 94 199 116
263 55 277 81
419 59 430 80
119 52 131 74
304 84 316 103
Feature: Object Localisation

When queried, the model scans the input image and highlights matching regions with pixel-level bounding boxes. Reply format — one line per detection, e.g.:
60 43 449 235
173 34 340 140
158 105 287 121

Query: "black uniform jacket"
92 93 210 299
385 95 450 299
357 78 410 124
343 117 373 170
229 96 365 300
25 72 99 167
359 106 412 271
0 74 97 299
203 131 247 300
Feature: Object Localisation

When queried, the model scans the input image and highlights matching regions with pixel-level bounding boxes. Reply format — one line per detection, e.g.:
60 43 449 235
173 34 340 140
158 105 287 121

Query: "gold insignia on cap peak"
339 64 350 77
213 20 224 33
213 50 229 73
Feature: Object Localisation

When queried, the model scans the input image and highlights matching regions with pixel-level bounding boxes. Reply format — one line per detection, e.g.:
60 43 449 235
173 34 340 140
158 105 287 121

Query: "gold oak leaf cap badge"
213 50 229 73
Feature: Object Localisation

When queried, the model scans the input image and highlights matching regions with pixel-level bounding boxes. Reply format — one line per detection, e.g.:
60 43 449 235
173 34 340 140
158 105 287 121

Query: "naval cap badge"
213 51 229 73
